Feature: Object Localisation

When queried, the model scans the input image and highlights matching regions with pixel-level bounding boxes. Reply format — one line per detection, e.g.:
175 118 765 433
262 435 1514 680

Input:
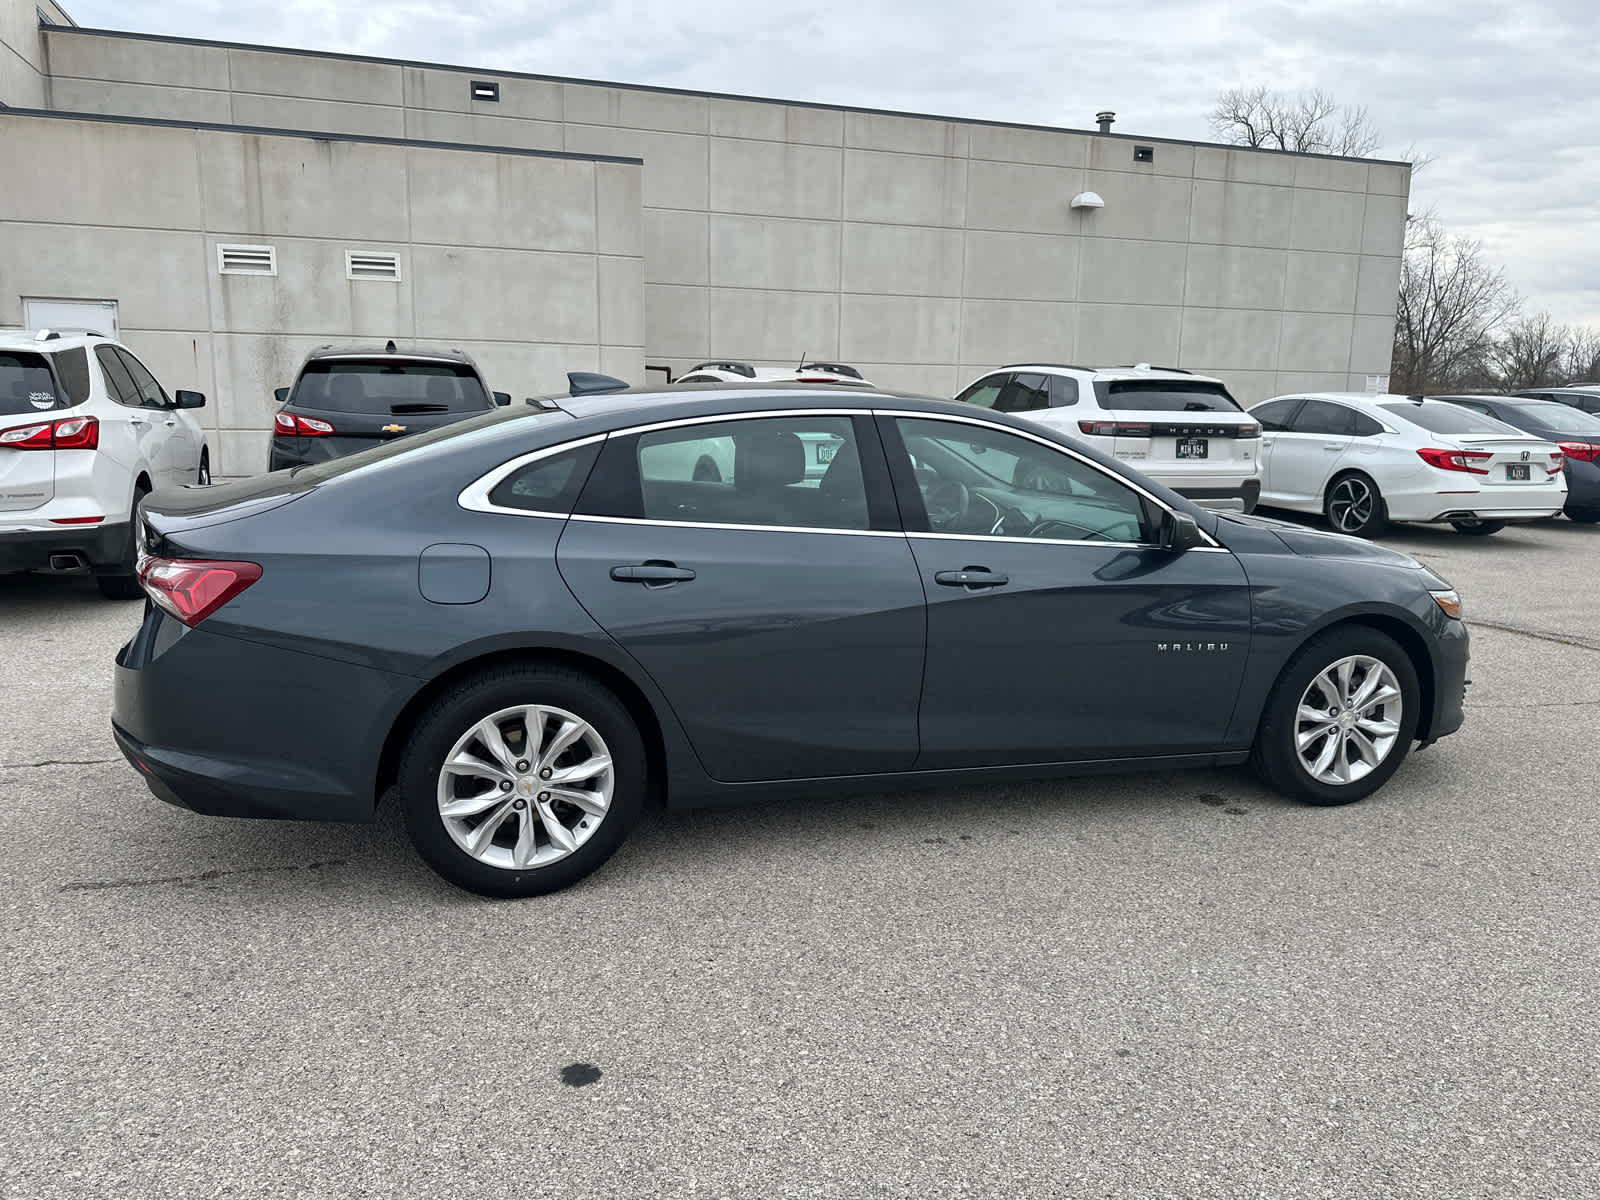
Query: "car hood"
1217 511 1425 568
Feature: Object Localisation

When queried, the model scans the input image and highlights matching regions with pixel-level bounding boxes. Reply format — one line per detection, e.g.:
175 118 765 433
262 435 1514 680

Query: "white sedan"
1249 392 1566 537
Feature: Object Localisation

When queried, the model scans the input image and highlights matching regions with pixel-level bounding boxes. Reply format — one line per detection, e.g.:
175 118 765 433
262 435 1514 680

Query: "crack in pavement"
1466 619 1600 652
59 859 350 892
1 758 120 770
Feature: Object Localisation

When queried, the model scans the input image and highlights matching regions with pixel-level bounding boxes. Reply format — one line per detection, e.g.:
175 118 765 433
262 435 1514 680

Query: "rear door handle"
1323 443 1343 451
935 568 1009 589
610 563 696 586
129 417 147 427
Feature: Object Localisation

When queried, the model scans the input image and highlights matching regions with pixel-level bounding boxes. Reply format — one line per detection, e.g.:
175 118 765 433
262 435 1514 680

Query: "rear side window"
0 351 63 414
1378 402 1518 435
1095 380 1242 413
292 360 491 415
1048 375 1079 407
1351 411 1385 437
487 443 601 514
52 348 92 406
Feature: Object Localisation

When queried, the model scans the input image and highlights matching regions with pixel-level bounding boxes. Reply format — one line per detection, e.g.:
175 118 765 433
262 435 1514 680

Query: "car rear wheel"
1250 626 1420 806
1568 511 1600 524
1449 518 1504 535
197 449 211 486
1324 473 1386 538
95 483 148 600
398 665 646 898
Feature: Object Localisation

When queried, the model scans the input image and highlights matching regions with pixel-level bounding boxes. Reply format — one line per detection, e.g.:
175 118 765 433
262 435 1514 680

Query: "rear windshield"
0 351 63 415
1505 400 1600 434
1094 380 1242 413
291 359 491 415
292 407 565 485
1379 402 1517 435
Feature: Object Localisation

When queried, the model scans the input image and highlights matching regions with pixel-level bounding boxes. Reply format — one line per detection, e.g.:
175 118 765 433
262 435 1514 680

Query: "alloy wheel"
1294 655 1403 786
1328 478 1374 534
435 705 614 871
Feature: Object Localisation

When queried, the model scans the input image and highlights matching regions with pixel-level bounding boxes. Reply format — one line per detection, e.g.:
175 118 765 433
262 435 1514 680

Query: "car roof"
302 342 478 366
556 381 943 425
0 329 110 352
998 362 1225 385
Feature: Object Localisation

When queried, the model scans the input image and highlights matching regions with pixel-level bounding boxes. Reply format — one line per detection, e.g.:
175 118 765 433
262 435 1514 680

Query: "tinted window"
294 408 555 485
1292 400 1357 436
52 348 91 406
1094 380 1242 413
1351 411 1385 437
292 359 491 415
0 351 63 415
993 373 1050 413
1251 398 1302 431
1048 375 1079 407
954 374 1008 410
630 416 869 531
1503 400 1600 434
1378 402 1520 435
94 346 142 407
115 348 170 409
487 443 601 514
896 418 1152 544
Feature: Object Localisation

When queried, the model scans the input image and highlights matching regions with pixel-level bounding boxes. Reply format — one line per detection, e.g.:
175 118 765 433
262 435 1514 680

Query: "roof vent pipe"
1095 111 1115 134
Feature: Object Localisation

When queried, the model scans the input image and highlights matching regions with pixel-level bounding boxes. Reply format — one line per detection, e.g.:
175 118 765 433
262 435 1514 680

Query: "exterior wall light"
1070 191 1105 210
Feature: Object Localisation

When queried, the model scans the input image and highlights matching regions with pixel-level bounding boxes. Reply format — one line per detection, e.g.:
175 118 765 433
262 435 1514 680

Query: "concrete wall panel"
965 159 1081 235
230 93 405 139
1078 237 1188 306
1182 244 1287 310
843 150 966 228
565 124 707 211
1278 312 1354 373
842 223 965 298
564 84 707 134
1082 173 1194 242
1355 256 1402 317
1193 146 1298 187
597 161 645 257
229 48 402 105
403 107 565 153
1362 194 1410 257
403 67 563 120
1350 315 1398 375
45 30 230 90
1283 251 1361 314
1292 156 1371 192
1367 163 1411 197
1089 137 1194 180
1288 188 1367 253
838 295 961 364
968 124 1088 169
959 300 1074 365
1189 181 1294 249
706 289 839 361
709 138 842 220
0 114 203 229
598 256 645 348
854 361 960 397
644 209 709 285
710 214 840 292
0 48 45 107
844 111 969 158
407 151 596 252
48 77 230 122
1076 304 1183 367
644 284 709 358
199 134 411 242
411 246 599 344
0 222 211 330
1180 309 1282 373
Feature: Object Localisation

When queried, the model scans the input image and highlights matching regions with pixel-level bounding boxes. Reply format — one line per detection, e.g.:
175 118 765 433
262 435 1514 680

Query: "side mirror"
174 390 206 409
493 391 512 407
274 387 290 405
1160 511 1206 552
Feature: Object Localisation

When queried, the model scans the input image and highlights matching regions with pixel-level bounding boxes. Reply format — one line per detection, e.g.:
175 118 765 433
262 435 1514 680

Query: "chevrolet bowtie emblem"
382 424 406 434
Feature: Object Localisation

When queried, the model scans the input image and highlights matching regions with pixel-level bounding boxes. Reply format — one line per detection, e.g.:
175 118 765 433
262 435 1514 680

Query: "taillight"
0 414 98 450
137 557 262 627
1237 422 1261 438
274 412 335 437
1548 452 1565 475
1558 442 1596 463
1077 421 1152 438
1417 447 1493 475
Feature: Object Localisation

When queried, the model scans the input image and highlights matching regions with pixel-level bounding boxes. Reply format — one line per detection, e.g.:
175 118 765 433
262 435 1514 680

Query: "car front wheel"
398 665 646 898
1250 627 1421 806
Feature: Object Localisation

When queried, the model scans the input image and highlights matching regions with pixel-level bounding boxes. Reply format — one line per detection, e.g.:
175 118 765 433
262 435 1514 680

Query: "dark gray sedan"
112 386 1469 897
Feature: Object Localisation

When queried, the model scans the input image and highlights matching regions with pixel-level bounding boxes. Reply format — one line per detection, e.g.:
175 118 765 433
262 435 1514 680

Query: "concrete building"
1 1 1409 473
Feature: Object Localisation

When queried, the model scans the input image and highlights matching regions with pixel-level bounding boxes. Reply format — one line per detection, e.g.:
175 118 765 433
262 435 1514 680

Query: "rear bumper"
0 521 127 572
1174 478 1261 514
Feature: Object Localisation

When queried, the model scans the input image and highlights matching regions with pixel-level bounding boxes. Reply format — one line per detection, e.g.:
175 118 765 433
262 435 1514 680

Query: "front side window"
954 374 1008 410
292 360 492 415
1251 398 1302 432
94 346 142 408
1292 400 1357 437
0 351 63 415
115 348 170 409
895 417 1152 544
611 415 871 531
993 373 1050 413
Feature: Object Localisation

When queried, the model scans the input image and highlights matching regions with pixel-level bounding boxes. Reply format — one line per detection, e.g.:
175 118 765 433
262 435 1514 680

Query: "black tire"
1249 625 1421 806
197 448 211 486
1567 510 1600 524
397 664 646 898
1324 472 1386 538
1449 519 1504 536
96 483 148 600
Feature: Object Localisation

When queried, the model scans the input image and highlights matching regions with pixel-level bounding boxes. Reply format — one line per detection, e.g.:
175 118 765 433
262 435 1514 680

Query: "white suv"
953 363 1262 511
0 329 210 599
673 360 874 387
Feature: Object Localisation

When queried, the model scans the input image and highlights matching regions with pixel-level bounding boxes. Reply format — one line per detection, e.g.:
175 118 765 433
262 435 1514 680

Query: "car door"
115 347 195 485
881 413 1252 768
1267 399 1359 506
556 411 927 783
1251 398 1304 503
93 346 165 482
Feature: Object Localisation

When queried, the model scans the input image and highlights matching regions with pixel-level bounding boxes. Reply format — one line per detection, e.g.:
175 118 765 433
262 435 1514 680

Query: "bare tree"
1563 326 1600 384
1491 312 1568 389
1209 86 1383 156
1391 217 1520 394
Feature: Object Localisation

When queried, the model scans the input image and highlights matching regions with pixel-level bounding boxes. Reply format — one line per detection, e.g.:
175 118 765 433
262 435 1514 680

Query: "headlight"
1431 589 1463 619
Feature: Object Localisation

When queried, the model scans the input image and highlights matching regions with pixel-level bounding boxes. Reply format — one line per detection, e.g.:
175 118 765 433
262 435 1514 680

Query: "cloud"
64 0 1600 326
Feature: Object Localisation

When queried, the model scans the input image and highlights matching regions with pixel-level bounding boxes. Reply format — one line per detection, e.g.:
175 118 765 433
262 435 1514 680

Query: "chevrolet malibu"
113 386 1469 897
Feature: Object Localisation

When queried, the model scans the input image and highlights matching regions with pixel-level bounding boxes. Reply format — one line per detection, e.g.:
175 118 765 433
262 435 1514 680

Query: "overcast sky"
67 0 1600 329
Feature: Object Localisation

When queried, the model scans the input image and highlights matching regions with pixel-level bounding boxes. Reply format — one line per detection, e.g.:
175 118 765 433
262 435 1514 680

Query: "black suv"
269 342 509 470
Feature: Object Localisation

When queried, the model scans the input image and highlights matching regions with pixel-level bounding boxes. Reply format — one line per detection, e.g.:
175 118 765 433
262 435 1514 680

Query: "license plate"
1176 438 1209 459
1506 463 1530 481
816 442 839 464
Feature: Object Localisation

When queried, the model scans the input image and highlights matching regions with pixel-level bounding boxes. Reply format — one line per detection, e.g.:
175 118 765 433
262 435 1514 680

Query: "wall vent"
471 80 500 102
346 251 402 282
1133 145 1154 163
217 244 277 276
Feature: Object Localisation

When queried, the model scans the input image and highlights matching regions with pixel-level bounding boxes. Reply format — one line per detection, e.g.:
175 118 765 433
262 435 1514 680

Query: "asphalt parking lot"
3 517 1598 1199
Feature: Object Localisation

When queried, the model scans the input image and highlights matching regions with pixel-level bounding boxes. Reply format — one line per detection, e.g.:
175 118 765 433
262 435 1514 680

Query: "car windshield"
1380 402 1520 435
292 359 491 414
0 351 62 415
1094 380 1242 413
1507 400 1600 433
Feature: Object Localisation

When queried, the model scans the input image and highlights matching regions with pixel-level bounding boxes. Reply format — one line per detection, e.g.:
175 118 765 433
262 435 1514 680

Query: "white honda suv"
953 363 1262 510
0 329 210 598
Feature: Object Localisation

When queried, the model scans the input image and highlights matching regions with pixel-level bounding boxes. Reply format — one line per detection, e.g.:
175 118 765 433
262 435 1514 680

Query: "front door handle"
935 568 1009 589
1323 443 1343 451
610 563 696 586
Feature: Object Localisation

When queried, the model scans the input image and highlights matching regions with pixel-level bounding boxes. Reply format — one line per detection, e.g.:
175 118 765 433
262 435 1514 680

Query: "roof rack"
686 360 757 378
1111 363 1192 374
31 327 107 341
798 361 863 379
998 362 1096 372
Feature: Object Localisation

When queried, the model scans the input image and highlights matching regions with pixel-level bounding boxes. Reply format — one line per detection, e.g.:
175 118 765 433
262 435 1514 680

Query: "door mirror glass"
274 386 290 405
493 391 512 407
1160 511 1205 552
173 390 206 409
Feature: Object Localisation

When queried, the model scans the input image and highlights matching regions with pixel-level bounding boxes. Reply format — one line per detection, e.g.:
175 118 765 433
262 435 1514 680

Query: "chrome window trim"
875 408 1225 549
457 433 609 517
906 531 1230 553
624 408 864 436
566 513 902 538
